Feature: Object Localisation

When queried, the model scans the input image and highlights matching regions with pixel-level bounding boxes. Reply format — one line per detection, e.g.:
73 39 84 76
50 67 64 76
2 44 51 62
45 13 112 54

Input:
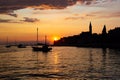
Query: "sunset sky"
0 0 120 44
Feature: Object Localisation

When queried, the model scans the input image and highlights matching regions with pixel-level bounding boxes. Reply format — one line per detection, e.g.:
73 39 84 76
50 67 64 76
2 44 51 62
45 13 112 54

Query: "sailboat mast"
37 28 38 44
6 37 8 45
45 35 47 45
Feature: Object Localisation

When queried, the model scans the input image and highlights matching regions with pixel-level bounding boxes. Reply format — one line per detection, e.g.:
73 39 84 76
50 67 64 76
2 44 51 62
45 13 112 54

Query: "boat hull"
17 44 26 48
5 45 11 48
32 46 52 52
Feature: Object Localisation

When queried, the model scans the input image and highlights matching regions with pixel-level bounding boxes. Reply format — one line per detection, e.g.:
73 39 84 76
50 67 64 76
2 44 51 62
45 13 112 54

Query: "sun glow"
53 36 60 41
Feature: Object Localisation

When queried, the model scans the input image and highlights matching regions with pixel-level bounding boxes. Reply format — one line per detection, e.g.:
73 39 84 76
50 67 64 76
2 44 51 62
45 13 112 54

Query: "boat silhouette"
32 44 52 52
5 45 11 48
32 28 52 52
5 37 11 48
17 44 26 48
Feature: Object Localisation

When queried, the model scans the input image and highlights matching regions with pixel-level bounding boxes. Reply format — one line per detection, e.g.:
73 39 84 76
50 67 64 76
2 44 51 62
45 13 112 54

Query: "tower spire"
89 21 92 34
102 25 107 35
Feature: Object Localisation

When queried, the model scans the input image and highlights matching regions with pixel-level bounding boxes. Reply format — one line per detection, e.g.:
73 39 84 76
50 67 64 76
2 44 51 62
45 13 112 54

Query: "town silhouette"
54 22 120 49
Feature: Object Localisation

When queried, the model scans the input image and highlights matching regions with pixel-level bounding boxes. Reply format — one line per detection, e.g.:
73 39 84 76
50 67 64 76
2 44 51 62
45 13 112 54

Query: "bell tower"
102 25 107 35
89 22 92 34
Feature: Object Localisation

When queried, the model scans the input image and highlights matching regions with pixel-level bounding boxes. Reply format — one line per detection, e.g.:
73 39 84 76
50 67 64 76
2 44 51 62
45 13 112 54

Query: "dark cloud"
0 19 11 23
0 17 39 23
65 17 81 20
8 13 18 17
22 17 40 23
80 0 94 5
86 11 120 18
0 0 114 14
86 14 96 17
0 0 77 14
0 18 20 23
99 12 120 18
65 14 85 20
65 11 120 20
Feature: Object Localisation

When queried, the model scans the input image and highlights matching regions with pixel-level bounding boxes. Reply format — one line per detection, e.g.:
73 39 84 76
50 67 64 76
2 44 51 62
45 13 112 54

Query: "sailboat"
5 45 11 48
17 44 26 48
5 37 11 48
32 28 52 52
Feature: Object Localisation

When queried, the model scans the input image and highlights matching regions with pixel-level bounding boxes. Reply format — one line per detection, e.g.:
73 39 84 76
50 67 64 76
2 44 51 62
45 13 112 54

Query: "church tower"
102 25 107 35
89 22 92 34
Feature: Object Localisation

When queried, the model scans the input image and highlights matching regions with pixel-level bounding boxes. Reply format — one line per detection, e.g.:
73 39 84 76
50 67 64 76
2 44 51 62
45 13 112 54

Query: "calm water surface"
0 46 120 80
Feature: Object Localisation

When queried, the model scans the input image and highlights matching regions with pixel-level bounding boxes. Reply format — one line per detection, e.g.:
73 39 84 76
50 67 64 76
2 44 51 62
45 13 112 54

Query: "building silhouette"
54 22 120 48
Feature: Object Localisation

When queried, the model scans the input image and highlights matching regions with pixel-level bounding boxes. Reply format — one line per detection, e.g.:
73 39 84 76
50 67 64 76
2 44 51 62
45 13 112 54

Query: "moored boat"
17 44 26 48
5 45 11 48
5 37 11 48
32 45 52 52
32 28 52 52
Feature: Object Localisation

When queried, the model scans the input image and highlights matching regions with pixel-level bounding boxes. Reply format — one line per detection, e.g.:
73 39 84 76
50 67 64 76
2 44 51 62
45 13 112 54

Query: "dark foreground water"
0 46 120 80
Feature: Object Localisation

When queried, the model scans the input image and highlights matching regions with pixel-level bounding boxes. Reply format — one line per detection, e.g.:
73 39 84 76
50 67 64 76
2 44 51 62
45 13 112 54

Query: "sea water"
0 46 120 80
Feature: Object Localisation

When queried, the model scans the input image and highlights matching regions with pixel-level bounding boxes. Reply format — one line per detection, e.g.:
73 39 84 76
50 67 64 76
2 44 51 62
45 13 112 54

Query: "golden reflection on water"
53 52 59 73
54 52 59 65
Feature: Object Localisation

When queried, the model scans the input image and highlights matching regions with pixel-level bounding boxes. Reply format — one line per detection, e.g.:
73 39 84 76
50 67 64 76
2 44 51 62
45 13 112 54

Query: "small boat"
32 28 52 52
5 45 11 48
5 37 11 48
17 44 26 48
32 45 52 52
